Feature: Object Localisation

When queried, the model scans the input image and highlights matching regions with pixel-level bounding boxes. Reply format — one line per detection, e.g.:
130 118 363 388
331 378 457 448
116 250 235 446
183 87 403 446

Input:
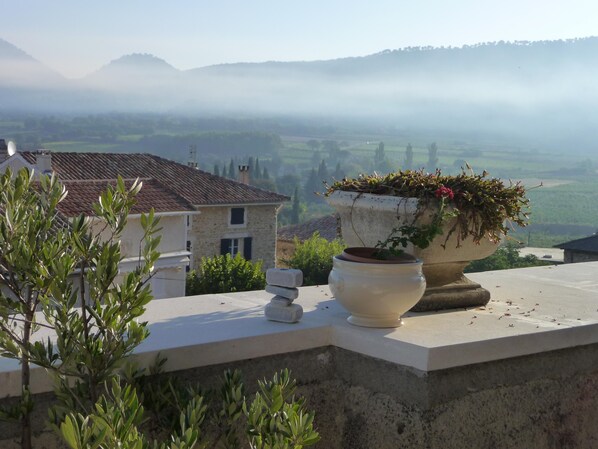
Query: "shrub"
465 243 552 273
186 253 266 295
59 369 319 449
284 233 345 286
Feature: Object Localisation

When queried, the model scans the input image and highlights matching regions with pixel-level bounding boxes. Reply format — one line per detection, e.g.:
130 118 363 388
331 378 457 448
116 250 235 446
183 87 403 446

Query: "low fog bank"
2 38 598 154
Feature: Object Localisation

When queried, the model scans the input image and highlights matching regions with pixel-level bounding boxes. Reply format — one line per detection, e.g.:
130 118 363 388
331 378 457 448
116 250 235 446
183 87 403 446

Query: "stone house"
555 233 598 263
0 141 288 297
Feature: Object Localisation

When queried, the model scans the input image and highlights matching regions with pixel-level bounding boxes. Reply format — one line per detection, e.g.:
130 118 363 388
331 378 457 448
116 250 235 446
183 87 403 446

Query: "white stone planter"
327 190 499 311
328 255 426 327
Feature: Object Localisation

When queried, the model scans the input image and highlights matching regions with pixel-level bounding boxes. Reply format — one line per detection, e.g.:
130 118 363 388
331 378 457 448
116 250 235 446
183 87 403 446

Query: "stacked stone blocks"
264 269 303 323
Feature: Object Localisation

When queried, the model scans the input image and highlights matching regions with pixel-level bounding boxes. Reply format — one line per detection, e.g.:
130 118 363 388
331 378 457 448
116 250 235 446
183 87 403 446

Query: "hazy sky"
3 0 598 78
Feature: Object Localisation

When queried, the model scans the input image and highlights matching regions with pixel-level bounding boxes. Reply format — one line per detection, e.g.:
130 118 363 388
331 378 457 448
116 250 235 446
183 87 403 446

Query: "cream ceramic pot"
328 255 426 328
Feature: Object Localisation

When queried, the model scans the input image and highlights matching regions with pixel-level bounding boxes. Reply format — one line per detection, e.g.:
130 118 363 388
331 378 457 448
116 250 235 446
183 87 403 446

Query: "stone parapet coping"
2 262 598 397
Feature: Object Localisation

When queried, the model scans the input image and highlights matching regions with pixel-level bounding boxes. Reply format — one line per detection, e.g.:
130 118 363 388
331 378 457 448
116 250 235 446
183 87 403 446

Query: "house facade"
555 234 598 263
0 141 288 297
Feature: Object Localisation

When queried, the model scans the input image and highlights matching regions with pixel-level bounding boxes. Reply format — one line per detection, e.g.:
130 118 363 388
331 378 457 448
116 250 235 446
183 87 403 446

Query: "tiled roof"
554 234 598 253
21 152 289 207
0 204 71 235
277 214 340 242
60 178 196 216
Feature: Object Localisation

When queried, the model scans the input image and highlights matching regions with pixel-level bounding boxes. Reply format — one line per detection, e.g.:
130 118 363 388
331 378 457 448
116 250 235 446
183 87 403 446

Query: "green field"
1 113 596 247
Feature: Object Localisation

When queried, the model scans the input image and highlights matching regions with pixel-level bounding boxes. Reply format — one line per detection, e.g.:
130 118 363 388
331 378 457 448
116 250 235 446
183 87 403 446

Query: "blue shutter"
221 239 231 255
244 237 253 260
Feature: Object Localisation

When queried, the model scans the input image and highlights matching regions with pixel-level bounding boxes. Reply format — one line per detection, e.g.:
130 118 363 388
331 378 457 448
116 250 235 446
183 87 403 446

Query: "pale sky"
3 0 598 78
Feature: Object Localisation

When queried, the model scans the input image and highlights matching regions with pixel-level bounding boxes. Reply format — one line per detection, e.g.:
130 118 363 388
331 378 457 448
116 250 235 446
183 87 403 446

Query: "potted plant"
328 247 426 328
325 168 529 311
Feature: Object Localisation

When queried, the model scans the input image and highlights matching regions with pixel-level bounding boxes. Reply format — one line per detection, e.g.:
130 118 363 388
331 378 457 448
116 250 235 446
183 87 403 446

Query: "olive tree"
0 167 160 448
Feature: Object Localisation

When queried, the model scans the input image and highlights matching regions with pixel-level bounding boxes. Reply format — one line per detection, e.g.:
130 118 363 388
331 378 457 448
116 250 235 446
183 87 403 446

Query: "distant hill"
0 38 64 87
1 36 598 151
84 53 180 88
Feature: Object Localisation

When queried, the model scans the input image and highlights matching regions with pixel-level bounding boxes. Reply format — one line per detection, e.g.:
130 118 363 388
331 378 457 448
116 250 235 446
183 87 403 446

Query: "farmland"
1 113 596 247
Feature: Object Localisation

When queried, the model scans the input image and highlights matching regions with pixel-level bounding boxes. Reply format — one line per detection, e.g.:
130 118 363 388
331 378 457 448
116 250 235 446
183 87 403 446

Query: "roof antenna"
188 144 198 169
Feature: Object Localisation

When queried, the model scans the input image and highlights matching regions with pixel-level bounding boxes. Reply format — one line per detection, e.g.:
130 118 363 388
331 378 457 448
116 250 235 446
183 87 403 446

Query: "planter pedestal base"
410 275 490 312
347 315 404 328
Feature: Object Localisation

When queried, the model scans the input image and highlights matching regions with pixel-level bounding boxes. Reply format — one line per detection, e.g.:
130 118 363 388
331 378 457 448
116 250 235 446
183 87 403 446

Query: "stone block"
270 295 294 306
265 284 299 300
266 268 303 288
265 302 303 323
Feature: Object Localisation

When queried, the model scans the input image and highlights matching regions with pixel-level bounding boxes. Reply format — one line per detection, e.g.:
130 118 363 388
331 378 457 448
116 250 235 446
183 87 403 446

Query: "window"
220 237 252 260
230 207 245 226
221 238 240 257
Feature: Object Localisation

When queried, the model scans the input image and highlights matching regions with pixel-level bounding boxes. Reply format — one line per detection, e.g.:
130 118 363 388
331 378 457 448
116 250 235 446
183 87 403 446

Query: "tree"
322 140 341 164
291 187 301 224
0 168 318 449
276 173 301 197
247 157 255 182
465 243 550 273
254 157 261 180
317 159 329 182
405 143 414 170
283 233 345 286
0 168 160 449
0 168 68 449
214 164 221 177
333 162 345 180
373 141 393 173
426 142 439 172
374 142 385 169
228 158 235 179
310 150 322 167
304 168 321 204
306 139 320 151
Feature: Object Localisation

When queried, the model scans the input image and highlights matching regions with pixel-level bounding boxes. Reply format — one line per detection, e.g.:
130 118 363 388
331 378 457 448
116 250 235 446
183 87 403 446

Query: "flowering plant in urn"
325 168 529 311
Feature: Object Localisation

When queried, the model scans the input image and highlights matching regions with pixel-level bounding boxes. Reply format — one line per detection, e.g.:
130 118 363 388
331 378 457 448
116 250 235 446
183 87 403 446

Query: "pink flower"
435 186 454 200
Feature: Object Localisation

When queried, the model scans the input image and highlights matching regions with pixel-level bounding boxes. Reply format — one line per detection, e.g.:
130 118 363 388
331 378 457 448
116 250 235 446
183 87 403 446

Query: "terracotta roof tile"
278 214 340 242
22 152 289 207
60 178 196 216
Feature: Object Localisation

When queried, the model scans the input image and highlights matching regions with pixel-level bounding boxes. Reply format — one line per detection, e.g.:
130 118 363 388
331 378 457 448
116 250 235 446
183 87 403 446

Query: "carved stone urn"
327 191 498 311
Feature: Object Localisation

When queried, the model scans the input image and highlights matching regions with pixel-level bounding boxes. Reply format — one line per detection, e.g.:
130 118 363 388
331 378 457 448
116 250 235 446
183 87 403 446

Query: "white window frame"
228 238 240 256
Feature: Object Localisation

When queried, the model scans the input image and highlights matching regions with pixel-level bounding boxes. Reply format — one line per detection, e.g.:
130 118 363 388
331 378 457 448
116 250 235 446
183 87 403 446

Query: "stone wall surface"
2 344 598 449
191 205 278 269
564 250 598 263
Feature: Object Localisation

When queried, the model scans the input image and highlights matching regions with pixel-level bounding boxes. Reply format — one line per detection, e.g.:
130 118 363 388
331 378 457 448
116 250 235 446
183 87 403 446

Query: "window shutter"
244 237 253 260
230 207 245 225
221 239 231 255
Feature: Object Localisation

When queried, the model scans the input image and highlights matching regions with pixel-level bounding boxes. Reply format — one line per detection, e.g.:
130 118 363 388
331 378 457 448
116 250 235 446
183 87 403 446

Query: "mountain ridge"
1 35 598 151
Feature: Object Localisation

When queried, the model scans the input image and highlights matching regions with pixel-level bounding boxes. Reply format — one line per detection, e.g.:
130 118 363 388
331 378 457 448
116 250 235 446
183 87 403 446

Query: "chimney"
36 149 53 175
0 139 7 163
238 165 250 185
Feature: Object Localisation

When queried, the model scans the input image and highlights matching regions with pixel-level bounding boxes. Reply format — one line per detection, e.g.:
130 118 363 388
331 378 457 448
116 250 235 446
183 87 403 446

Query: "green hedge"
186 253 266 295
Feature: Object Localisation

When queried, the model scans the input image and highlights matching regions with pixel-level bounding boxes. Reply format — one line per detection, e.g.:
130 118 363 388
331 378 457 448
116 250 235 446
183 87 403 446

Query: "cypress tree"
405 143 414 170
228 158 235 179
291 187 300 224
254 158 261 180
